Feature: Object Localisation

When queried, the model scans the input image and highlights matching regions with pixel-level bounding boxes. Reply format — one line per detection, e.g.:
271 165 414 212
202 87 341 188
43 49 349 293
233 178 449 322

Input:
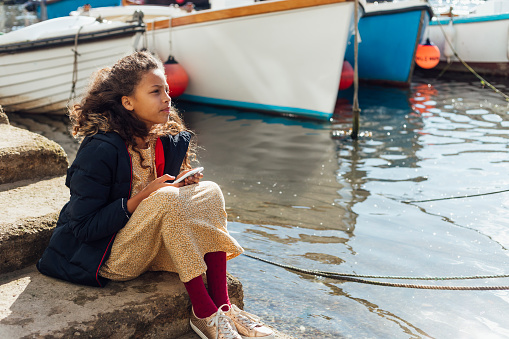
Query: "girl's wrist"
126 195 142 214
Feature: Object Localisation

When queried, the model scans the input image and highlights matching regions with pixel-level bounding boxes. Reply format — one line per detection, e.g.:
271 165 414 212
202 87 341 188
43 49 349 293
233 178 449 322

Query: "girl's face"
122 68 172 129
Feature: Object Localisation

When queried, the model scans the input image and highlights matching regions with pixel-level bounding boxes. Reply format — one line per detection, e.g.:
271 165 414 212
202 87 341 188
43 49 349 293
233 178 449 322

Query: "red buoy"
415 38 440 69
339 60 354 90
164 55 189 97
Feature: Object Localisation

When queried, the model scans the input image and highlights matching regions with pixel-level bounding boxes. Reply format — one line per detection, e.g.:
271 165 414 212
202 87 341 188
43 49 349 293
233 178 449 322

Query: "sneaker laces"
230 305 264 330
207 305 239 339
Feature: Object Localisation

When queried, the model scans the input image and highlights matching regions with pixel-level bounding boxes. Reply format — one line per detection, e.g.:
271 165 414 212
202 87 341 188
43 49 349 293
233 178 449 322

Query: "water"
7 72 509 338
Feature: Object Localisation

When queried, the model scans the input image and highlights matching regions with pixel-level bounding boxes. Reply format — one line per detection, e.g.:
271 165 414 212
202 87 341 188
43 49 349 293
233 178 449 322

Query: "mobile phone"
173 167 204 184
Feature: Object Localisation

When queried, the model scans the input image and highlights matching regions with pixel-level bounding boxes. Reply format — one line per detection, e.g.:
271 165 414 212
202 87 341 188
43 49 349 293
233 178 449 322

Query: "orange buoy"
415 38 440 69
164 55 189 97
339 60 354 90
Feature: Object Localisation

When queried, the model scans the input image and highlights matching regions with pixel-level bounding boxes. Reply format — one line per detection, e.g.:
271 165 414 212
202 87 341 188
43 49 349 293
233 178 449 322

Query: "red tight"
184 251 231 318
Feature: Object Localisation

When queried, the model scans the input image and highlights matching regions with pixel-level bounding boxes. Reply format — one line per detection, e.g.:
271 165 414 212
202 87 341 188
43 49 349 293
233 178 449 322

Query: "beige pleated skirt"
99 181 244 283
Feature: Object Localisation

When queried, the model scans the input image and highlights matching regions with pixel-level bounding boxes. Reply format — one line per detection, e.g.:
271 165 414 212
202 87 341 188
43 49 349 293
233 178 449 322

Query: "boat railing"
0 22 145 54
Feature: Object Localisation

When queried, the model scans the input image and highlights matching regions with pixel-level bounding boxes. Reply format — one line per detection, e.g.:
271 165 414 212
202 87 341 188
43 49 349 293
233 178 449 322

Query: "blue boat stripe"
431 13 509 25
178 94 332 121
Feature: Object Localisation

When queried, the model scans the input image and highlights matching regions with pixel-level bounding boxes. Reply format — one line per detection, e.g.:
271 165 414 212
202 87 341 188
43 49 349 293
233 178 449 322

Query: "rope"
402 188 509 204
68 25 84 104
351 0 361 139
168 16 173 56
242 253 509 290
152 19 156 52
435 17 509 102
435 59 452 78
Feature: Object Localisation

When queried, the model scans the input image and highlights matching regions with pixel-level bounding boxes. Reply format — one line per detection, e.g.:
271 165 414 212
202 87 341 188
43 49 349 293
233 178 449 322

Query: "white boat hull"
425 13 509 75
88 0 355 120
0 17 144 114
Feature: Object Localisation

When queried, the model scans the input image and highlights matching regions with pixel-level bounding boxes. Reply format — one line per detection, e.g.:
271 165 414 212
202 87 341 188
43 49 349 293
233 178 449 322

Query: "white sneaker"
225 304 275 339
190 305 242 339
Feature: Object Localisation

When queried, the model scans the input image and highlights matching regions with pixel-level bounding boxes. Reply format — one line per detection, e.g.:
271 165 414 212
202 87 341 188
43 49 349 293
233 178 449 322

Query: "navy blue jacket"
37 131 191 287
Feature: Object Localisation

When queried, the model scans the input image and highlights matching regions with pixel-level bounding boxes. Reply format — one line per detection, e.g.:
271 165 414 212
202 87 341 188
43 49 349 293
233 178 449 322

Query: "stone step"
0 175 69 274
0 123 68 185
0 265 243 338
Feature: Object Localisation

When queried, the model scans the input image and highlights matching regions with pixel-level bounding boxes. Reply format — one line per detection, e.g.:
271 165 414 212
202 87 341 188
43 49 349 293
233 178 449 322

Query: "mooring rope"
243 253 509 290
351 0 361 139
68 25 84 104
402 188 509 204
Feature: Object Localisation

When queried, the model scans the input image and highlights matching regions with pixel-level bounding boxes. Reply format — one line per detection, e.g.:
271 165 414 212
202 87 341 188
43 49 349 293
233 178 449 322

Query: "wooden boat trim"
145 0 351 31
0 24 145 54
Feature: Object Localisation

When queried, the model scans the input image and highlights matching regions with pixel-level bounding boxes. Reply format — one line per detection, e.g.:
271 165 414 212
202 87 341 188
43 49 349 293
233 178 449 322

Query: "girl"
37 51 274 339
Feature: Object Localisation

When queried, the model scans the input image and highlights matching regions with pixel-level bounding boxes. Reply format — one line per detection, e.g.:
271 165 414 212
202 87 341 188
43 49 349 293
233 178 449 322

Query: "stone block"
0 266 243 338
0 124 68 184
0 176 69 274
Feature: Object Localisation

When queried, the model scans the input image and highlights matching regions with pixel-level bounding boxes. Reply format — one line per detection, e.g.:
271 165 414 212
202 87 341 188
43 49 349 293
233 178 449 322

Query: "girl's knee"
200 180 222 194
202 181 225 198
200 181 226 209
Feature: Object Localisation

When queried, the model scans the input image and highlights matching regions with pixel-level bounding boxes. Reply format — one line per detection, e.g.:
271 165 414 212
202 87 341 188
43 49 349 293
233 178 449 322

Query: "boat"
0 15 145 114
78 0 358 121
424 0 509 76
33 0 121 20
343 0 433 87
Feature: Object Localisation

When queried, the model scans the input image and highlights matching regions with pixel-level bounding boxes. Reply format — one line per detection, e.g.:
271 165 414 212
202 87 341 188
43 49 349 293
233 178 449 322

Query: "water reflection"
182 102 349 233
332 85 426 235
321 281 434 339
409 83 438 116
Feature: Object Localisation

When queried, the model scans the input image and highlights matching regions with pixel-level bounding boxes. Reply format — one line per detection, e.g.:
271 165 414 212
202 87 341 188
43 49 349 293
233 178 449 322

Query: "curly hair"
69 51 195 170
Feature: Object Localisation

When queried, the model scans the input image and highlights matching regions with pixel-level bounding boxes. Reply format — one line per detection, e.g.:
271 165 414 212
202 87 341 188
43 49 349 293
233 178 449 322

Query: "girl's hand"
127 174 175 213
176 169 204 186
